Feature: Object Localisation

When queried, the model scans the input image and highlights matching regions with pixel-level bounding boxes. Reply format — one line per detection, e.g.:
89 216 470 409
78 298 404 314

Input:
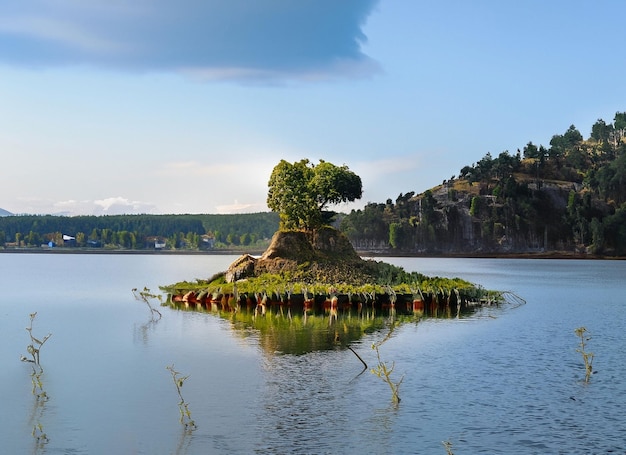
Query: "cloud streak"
0 0 380 81
93 197 157 215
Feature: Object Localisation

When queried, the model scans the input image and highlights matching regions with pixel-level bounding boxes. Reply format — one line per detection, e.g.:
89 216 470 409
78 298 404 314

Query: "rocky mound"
225 226 378 284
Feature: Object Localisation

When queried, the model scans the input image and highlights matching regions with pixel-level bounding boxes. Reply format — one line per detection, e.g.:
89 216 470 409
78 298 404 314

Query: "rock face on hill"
346 176 612 256
415 179 593 254
225 227 377 284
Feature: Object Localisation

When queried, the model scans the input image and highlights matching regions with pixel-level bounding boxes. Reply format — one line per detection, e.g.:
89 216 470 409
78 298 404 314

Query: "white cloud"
93 197 157 215
156 160 230 178
215 200 266 214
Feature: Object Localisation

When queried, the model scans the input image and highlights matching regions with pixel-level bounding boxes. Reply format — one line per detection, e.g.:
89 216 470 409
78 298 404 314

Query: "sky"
1 0 625 216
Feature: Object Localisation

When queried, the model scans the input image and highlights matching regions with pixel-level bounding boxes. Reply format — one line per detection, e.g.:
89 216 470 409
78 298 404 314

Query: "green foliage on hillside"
0 212 279 250
341 112 626 256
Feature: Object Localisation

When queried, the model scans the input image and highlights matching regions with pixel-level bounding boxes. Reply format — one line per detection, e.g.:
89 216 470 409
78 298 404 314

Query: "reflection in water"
132 287 163 345
28 368 49 451
162 288 503 453
4 256 622 453
251 336 404 454
133 318 160 345
164 295 483 355
167 301 413 355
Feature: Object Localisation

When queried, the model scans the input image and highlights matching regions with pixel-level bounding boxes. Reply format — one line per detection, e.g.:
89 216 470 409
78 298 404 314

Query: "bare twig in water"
348 346 368 371
133 287 163 320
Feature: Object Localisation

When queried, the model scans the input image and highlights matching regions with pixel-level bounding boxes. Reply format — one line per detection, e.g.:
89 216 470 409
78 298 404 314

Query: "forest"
339 112 626 256
0 212 279 250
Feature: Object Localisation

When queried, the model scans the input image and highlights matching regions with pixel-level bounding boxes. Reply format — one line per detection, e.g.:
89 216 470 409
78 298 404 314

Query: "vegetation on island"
267 158 362 231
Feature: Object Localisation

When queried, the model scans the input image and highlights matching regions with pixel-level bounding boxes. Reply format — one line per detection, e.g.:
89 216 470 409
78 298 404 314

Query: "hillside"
340 114 626 257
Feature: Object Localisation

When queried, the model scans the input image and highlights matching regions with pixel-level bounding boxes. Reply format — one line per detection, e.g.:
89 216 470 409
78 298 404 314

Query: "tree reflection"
165 298 441 355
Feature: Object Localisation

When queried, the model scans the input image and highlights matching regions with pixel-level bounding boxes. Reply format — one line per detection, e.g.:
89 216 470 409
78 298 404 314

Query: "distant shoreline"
0 248 260 256
358 250 622 260
0 247 622 259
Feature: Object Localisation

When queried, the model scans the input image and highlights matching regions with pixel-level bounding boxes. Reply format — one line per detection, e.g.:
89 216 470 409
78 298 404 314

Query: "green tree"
563 125 583 148
523 142 539 159
590 218 604 254
591 119 611 143
267 159 362 231
389 222 401 249
469 197 480 217
614 112 626 144
75 232 86 246
240 233 251 246
226 232 239 245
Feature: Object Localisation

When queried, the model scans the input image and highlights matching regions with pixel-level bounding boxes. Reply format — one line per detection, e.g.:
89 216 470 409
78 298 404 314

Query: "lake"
1 253 624 454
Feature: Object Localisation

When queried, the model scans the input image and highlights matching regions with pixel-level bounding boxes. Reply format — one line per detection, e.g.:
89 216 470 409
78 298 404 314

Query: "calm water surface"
1 253 624 454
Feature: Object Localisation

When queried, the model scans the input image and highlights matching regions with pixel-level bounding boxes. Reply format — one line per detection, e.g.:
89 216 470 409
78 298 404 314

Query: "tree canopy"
267 159 362 231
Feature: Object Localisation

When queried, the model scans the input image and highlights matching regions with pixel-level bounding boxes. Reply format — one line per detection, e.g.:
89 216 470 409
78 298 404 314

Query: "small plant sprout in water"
20 312 52 370
132 287 163 320
574 326 594 382
370 325 404 405
20 312 51 448
166 364 197 431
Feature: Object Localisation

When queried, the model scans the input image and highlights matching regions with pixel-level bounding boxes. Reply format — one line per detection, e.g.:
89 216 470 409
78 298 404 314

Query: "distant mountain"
0 208 13 216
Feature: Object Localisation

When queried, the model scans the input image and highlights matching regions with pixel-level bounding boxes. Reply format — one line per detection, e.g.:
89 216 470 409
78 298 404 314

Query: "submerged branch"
347 345 368 371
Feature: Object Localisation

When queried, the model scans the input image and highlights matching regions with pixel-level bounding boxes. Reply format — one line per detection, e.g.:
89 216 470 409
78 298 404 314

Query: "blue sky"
1 0 625 215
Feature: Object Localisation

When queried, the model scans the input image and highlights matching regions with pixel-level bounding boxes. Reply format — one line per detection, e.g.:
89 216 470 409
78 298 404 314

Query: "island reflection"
164 294 478 355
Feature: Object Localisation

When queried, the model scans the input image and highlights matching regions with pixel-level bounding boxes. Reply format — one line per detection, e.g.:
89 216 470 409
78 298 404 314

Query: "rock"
225 227 377 284
259 230 315 261
224 253 257 283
